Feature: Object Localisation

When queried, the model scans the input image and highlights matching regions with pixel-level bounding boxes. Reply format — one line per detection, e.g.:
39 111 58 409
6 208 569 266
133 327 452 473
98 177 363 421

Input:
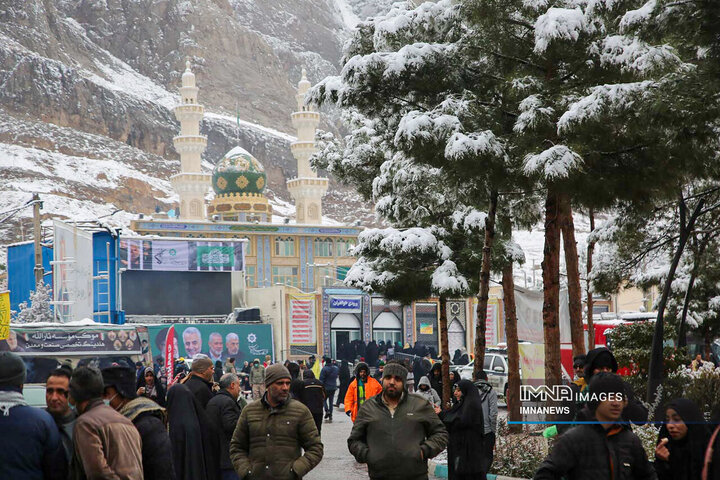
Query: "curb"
428 461 528 480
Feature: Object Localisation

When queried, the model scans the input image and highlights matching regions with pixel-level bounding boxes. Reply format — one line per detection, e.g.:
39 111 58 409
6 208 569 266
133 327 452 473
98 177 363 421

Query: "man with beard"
182 327 202 359
344 362 382 423
224 333 241 361
348 361 448 480
230 364 323 480
207 333 224 363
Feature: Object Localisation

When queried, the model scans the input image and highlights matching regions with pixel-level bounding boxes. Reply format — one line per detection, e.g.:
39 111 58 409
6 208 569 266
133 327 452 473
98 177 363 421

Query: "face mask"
104 393 118 408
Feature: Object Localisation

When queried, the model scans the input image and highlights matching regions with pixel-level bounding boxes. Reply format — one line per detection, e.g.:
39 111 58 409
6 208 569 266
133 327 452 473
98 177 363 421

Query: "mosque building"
126 61 480 361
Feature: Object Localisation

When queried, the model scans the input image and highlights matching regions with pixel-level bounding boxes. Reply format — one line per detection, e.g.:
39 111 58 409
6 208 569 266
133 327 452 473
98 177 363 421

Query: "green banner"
197 246 234 268
147 323 273 366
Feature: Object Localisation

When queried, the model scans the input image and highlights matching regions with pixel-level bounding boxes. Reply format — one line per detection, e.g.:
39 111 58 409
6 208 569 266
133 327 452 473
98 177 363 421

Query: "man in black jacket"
207 373 243 480
300 370 326 435
101 365 175 480
185 356 215 409
348 361 448 480
534 373 657 480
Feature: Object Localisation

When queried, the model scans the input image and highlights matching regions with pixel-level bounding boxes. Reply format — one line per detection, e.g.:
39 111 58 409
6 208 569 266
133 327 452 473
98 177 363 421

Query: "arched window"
314 237 333 257
336 238 356 257
274 237 295 257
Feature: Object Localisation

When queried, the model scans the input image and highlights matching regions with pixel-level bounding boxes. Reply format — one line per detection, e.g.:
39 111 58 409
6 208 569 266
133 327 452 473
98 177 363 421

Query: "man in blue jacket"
319 357 339 421
0 351 66 480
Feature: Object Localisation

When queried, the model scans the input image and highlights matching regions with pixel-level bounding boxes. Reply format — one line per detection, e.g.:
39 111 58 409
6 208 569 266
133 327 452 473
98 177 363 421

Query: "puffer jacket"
119 396 175 480
413 376 440 407
249 365 265 385
534 422 657 480
71 399 144 480
229 396 323 480
348 392 448 480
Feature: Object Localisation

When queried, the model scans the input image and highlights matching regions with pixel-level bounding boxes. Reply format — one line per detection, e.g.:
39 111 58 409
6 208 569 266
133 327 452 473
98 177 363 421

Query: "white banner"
513 287 571 344
150 241 189 271
289 294 316 345
53 221 94 322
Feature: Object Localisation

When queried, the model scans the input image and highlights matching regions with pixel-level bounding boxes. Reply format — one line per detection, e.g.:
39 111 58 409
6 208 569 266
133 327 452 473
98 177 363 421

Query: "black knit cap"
587 372 625 412
0 352 26 388
101 365 138 400
70 366 105 403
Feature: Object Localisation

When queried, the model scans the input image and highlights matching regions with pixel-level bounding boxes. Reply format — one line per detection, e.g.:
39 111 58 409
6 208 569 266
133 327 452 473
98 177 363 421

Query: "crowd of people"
2 343 720 480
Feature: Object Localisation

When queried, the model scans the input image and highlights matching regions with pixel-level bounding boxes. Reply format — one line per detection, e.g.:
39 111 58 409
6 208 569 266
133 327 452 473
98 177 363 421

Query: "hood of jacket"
474 380 492 395
119 396 165 423
418 376 431 388
430 362 442 375
354 362 369 376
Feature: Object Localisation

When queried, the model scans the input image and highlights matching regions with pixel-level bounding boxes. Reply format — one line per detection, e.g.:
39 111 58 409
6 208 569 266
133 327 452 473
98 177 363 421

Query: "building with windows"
130 63 360 293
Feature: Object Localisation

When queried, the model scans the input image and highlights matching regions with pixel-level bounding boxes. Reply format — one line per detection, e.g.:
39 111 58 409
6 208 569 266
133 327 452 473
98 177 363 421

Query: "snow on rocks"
523 145 583 179
534 7 594 53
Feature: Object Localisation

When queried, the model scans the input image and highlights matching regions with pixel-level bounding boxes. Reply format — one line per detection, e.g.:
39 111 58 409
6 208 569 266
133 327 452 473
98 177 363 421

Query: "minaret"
286 69 328 224
170 59 211 220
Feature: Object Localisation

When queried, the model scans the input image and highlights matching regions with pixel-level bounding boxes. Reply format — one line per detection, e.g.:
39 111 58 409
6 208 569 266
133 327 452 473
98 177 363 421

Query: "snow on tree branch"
557 81 656 133
444 131 506 162
431 260 469 295
620 0 657 32
356 227 452 260
523 145 583 179
514 94 555 133
592 35 680 75
452 207 488 234
534 7 595 53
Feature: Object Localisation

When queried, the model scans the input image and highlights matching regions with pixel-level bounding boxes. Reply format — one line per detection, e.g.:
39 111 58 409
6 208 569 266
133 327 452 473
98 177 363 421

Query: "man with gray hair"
182 327 202 358
207 332 224 363
225 333 240 358
207 373 243 480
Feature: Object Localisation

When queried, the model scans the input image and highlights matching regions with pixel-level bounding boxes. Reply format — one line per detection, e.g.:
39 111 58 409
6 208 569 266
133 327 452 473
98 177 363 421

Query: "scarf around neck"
0 390 28 416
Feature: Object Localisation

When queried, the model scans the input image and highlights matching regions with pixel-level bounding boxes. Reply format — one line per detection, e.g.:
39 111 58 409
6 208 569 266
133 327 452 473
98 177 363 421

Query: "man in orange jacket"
344 362 382 422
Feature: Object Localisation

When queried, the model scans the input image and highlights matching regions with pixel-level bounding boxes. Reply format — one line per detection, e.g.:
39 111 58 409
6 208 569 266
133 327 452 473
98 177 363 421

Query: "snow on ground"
334 0 361 29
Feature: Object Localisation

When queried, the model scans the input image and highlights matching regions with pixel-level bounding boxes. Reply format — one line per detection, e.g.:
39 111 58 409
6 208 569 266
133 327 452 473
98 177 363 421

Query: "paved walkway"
305 404 441 480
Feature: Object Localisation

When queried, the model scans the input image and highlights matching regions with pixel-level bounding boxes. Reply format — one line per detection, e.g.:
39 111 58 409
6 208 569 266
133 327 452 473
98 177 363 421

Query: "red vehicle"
560 313 656 379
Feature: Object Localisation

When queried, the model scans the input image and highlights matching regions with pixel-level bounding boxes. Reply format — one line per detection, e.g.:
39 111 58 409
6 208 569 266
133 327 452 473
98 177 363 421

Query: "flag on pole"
0 291 10 340
312 355 322 379
165 325 177 386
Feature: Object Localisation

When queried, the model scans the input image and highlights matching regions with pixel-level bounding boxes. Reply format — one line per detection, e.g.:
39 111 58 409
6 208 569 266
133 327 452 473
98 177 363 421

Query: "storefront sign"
329 297 361 313
419 321 434 335
289 293 316 345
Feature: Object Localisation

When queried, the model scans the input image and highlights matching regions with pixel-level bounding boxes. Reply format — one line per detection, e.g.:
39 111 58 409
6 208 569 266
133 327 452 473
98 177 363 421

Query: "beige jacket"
72 399 144 480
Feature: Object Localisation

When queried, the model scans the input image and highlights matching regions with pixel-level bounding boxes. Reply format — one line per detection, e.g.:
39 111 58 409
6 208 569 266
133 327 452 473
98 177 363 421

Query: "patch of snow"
523 145 583 179
334 0 361 29
534 7 594 53
620 0 656 31
444 131 505 160
594 35 680 74
205 112 296 143
432 260 468 295
514 95 555 133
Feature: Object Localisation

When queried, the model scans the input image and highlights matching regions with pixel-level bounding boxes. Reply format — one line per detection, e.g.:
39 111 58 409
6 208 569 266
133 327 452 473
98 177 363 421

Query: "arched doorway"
448 319 466 356
331 313 361 360
372 311 402 346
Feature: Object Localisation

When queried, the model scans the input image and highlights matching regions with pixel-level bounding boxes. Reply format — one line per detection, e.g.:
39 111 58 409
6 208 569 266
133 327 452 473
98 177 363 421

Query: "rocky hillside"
0 0 391 250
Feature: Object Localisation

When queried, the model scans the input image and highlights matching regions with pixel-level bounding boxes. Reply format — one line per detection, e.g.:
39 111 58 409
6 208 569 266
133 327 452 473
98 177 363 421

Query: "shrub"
490 419 547 478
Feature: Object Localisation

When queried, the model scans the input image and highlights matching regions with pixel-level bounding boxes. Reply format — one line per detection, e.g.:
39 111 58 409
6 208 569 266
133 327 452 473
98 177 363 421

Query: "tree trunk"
647 195 705 409
474 190 498 381
439 295 452 410
502 263 522 433
587 208 596 350
559 193 585 358
678 235 710 348
543 190 562 389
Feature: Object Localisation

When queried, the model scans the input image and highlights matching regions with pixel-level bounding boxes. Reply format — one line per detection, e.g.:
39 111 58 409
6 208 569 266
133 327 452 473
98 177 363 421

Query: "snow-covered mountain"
0 0 392 252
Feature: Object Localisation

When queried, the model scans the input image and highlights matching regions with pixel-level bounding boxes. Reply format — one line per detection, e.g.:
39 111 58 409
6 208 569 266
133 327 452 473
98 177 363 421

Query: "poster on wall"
518 343 545 386
119 238 245 272
1 326 142 355
289 293 316 345
147 323 274 365
419 321 434 335
54 221 94 322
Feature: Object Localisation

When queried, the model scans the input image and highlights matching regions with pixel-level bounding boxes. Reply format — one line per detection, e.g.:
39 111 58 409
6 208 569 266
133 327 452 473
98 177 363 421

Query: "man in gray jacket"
348 361 448 480
475 370 498 474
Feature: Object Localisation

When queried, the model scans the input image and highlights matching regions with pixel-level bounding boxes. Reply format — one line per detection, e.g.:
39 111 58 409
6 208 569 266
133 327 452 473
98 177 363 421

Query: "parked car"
456 348 519 403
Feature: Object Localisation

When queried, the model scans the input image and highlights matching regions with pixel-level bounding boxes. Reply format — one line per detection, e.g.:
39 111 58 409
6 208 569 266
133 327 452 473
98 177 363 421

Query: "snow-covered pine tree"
309 0 537 388
14 280 54 323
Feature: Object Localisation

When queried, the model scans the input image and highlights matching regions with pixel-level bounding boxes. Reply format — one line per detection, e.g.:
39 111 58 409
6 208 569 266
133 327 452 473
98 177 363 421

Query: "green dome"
212 146 267 195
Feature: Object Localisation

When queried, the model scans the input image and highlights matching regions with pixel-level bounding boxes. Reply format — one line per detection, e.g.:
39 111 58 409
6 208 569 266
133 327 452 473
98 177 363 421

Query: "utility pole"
33 194 44 286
